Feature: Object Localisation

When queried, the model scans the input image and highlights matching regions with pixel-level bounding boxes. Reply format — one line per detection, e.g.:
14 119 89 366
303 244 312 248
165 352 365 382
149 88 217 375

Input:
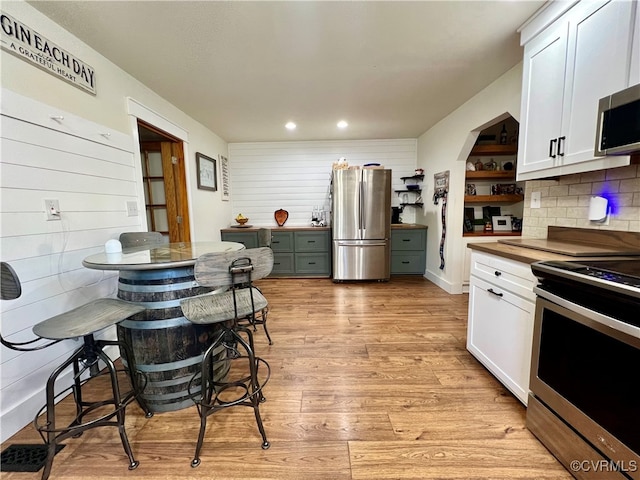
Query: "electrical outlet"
530 191 541 209
44 199 61 221
126 201 139 217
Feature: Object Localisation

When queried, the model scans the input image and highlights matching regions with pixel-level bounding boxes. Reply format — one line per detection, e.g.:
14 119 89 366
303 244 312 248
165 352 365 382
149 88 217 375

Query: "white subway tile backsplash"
549 185 569 197
557 196 578 207
580 170 606 183
556 218 577 227
606 164 638 180
523 166 640 235
568 183 592 196
592 180 619 193
620 177 640 193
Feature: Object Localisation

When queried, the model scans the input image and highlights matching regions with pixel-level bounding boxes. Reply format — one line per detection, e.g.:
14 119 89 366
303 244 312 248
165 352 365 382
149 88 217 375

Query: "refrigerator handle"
360 175 365 230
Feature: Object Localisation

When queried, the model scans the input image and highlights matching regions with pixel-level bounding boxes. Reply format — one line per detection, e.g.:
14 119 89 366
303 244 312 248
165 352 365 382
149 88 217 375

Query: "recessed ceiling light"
337 120 348 129
285 122 296 130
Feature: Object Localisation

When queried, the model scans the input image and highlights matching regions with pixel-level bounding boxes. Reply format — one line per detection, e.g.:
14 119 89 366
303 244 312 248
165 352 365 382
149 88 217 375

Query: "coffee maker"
391 206 402 224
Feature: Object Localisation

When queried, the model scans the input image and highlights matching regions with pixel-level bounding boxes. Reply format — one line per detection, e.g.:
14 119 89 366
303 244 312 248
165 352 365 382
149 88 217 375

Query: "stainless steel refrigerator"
332 168 391 281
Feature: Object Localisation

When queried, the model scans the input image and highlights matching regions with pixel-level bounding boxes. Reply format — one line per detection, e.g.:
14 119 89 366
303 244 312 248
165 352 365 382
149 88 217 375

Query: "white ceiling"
28 0 546 143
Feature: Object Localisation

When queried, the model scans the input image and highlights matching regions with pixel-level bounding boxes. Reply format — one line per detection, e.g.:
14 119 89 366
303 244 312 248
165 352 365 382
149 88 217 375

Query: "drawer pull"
488 288 503 298
558 136 566 157
308 262 316 265
274 262 281 265
273 241 280 244
402 261 410 264
494 271 502 277
402 239 411 242
307 240 316 243
549 138 557 158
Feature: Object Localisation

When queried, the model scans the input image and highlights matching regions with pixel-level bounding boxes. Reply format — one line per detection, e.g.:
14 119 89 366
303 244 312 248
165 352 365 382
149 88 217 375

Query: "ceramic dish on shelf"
274 209 289 226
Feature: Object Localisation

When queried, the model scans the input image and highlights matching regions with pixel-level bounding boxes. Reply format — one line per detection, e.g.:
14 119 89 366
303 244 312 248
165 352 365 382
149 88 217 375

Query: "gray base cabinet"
272 230 330 277
390 228 426 274
222 228 330 277
220 231 259 249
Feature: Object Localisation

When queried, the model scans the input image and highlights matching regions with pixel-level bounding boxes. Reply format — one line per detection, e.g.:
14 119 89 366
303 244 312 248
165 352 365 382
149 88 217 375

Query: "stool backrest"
194 247 273 288
1 262 22 301
119 232 165 248
258 228 272 247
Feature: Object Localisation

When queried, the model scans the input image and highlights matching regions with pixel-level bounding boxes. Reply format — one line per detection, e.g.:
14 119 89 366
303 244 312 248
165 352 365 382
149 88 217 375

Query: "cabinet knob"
494 271 502 277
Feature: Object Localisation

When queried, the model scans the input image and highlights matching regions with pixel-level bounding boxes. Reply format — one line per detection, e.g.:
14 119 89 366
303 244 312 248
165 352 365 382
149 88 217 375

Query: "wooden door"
140 130 190 242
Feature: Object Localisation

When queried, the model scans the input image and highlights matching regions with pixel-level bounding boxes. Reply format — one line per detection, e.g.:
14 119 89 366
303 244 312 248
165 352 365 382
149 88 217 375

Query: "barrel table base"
117 267 229 412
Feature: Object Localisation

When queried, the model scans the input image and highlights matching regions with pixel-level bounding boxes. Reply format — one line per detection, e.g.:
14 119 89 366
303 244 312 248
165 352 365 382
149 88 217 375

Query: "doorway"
137 120 191 243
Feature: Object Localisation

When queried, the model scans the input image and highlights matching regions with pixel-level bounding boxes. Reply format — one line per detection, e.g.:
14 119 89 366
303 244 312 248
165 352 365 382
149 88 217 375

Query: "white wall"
0 1 231 441
228 140 418 227
416 63 523 294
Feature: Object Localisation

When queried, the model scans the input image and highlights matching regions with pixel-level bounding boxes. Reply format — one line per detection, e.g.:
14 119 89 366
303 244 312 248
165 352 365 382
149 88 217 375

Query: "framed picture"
466 183 476 196
219 155 230 201
492 215 513 231
464 207 475 232
196 153 216 191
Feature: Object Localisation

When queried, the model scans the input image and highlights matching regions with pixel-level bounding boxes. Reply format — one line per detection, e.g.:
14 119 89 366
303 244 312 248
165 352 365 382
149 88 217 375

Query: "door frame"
126 97 193 240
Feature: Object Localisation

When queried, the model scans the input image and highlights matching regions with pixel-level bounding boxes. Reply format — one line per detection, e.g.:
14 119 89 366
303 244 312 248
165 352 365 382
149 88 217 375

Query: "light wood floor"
1 276 572 480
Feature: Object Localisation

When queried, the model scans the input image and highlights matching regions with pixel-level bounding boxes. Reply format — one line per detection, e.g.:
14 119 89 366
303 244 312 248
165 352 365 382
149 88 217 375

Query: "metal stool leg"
35 336 145 479
96 346 139 470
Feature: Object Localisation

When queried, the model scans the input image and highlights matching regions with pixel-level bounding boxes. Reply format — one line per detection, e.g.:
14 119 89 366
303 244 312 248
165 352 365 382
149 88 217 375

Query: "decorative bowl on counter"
274 209 289 226
235 217 249 225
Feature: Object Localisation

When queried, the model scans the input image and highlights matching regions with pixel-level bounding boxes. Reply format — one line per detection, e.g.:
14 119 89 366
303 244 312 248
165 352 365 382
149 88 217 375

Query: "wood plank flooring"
1 276 572 479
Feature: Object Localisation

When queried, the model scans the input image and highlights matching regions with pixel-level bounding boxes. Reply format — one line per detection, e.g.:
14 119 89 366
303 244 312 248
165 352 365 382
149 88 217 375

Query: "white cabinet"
631 1 640 85
518 0 636 180
467 250 536 405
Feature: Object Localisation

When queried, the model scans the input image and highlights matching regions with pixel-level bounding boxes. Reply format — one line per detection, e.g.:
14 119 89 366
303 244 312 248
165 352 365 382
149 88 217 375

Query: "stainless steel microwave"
594 83 640 156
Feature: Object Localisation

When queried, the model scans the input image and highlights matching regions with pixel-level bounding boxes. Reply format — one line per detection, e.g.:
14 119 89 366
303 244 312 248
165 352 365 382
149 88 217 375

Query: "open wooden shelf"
463 231 522 237
470 144 518 156
465 170 516 180
464 194 524 203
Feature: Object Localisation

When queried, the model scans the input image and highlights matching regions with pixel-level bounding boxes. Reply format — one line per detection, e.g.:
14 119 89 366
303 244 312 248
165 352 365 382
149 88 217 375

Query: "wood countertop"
221 226 331 232
468 227 640 264
222 224 426 232
467 242 579 264
391 223 427 230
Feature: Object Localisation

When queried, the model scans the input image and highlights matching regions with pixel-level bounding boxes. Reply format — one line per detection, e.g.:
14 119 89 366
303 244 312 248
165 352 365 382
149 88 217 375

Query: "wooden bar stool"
180 247 273 467
0 262 152 480
237 228 273 344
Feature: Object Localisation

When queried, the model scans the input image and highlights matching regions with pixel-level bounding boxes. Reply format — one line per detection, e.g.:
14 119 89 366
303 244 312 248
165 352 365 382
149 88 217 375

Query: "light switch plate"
530 191 541 209
126 201 138 217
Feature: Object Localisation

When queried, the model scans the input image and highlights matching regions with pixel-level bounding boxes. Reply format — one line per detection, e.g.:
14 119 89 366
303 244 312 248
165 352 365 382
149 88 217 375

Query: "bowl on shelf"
235 217 249 225
406 184 420 190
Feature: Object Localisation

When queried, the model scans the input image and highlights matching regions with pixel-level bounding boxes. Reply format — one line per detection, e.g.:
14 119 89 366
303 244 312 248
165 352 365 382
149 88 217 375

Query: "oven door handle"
534 286 640 339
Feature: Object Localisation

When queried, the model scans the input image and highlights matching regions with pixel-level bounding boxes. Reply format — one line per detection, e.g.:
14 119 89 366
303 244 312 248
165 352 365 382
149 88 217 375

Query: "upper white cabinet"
517 0 637 180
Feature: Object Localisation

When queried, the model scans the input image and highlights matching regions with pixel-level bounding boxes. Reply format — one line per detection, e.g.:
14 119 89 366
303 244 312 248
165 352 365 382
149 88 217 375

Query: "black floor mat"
0 444 65 472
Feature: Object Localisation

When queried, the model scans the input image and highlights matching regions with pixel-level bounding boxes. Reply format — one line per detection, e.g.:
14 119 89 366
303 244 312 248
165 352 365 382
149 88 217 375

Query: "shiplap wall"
0 89 142 442
228 139 418 227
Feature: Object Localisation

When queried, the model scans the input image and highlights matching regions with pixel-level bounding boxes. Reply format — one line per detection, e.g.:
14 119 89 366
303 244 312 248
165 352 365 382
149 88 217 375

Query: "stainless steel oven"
528 259 640 480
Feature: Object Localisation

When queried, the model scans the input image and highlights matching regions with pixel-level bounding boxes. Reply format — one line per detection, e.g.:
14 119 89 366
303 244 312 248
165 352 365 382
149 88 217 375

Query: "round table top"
82 241 244 271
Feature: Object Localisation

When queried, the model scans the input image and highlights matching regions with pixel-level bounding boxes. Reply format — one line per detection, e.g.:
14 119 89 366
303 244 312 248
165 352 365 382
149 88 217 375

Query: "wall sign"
0 12 96 94
220 155 230 201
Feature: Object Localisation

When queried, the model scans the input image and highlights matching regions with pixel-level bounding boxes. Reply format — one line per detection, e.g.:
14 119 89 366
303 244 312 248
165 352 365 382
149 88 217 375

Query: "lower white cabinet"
466 250 536 405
